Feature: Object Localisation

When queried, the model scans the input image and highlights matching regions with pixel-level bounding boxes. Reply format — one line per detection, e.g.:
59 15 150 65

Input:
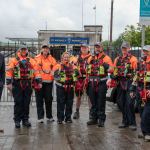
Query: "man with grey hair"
114 41 138 130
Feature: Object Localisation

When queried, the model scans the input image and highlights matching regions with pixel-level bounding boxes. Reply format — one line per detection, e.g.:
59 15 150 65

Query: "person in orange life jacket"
6 46 42 129
34 45 57 123
72 43 92 120
86 42 113 127
114 41 137 130
53 52 79 124
130 46 150 141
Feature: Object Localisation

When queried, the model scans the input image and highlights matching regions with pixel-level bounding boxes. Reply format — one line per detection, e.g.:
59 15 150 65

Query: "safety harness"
56 63 78 92
136 59 150 103
78 54 91 77
87 54 107 92
13 57 33 90
87 54 106 77
114 54 133 78
75 54 91 95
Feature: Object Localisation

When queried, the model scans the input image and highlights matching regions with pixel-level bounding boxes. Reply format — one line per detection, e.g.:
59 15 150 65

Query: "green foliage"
114 24 150 47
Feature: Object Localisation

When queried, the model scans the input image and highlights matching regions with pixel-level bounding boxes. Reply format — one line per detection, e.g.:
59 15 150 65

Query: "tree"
114 24 150 47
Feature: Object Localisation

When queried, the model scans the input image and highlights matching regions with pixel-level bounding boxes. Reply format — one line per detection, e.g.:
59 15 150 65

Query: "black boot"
15 122 21 129
22 120 31 128
87 119 97 125
57 120 63 124
118 123 128 128
73 111 80 119
65 118 73 123
97 119 104 127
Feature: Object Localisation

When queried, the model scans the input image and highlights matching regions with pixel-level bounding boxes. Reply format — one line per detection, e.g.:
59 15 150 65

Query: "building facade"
38 25 102 60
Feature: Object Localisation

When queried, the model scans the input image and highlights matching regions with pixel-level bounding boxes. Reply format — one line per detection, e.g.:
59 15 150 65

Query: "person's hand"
106 79 112 88
7 84 12 91
130 92 135 99
147 90 150 98
38 83 42 89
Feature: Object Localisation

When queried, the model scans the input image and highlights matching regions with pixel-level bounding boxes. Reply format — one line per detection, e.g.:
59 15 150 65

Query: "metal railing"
0 43 142 103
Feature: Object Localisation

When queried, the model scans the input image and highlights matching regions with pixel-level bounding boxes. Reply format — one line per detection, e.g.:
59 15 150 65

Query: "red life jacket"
78 54 91 76
137 60 146 83
60 63 74 84
116 54 132 77
14 57 33 79
89 54 106 77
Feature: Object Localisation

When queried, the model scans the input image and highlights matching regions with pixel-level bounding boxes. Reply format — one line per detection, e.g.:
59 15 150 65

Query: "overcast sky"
0 0 139 42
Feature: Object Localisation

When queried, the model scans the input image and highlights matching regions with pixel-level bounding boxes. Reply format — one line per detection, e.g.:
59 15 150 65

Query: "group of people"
0 41 150 142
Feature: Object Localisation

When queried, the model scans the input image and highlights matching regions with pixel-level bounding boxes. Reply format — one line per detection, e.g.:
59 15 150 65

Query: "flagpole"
93 5 97 42
110 0 114 45
95 6 96 26
82 0 84 31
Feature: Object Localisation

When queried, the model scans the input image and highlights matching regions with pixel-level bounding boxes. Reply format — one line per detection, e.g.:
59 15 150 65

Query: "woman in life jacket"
53 52 79 124
73 43 92 120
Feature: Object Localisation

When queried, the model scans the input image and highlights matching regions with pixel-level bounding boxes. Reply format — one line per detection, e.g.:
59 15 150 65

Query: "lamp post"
110 0 114 45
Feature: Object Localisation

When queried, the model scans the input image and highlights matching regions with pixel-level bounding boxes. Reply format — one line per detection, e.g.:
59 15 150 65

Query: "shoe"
65 118 73 123
47 118 55 122
0 129 4 133
57 120 63 124
73 111 80 119
129 125 137 131
118 123 128 128
97 119 104 127
138 133 144 139
144 135 150 142
87 119 97 125
15 122 21 129
89 113 92 120
22 121 31 128
38 119 44 123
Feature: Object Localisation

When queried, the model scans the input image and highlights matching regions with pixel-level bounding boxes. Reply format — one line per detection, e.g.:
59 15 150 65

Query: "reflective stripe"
6 77 12 80
35 77 41 79
42 80 53 83
55 82 74 87
40 70 51 74
89 77 107 82
6 68 13 71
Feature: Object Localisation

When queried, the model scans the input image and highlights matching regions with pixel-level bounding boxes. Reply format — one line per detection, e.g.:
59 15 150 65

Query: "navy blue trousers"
141 101 150 136
117 81 136 126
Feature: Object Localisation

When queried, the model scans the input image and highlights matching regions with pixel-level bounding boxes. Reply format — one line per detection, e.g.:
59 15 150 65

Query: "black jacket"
0 53 5 87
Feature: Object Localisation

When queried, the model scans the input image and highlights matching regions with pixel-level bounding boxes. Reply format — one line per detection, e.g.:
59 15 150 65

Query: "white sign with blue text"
140 0 150 25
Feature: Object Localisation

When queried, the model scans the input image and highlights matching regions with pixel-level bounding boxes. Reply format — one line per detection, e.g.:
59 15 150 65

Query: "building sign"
49 37 89 45
140 0 150 25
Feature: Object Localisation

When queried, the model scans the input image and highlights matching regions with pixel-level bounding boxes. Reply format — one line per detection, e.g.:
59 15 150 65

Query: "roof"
38 30 102 34
5 37 41 42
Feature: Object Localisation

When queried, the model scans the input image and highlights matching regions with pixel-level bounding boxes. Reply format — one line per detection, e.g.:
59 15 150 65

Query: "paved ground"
0 102 150 150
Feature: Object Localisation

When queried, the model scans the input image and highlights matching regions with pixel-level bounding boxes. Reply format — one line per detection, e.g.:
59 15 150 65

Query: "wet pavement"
0 102 150 150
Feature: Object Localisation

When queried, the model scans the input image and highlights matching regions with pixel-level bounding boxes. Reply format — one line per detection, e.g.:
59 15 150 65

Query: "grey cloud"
0 0 139 42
